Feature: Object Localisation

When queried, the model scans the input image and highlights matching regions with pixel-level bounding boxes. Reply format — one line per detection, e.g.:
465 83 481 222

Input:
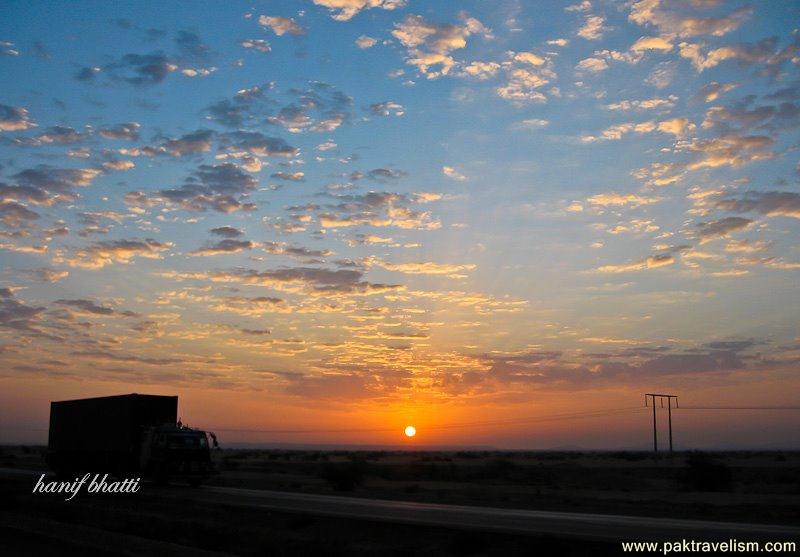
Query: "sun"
404 425 416 438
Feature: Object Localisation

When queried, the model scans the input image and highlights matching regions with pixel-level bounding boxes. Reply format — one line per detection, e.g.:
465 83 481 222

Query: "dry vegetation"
2 446 798 555
204 448 800 524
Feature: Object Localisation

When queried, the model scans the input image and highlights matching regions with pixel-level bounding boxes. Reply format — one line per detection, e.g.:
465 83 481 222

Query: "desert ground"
2 446 798 555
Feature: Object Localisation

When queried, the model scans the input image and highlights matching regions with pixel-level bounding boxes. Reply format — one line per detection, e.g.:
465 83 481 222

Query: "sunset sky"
1 0 799 449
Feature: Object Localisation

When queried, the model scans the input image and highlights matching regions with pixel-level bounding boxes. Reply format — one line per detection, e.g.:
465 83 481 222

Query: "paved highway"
190 485 800 541
4 468 799 541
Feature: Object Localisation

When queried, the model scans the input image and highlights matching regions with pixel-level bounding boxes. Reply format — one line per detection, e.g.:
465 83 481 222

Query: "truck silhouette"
46 393 216 486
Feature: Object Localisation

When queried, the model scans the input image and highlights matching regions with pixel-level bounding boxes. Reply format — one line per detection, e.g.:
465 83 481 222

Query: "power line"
677 406 800 410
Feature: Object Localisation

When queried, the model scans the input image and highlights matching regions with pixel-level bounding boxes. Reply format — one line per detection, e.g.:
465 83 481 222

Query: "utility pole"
645 393 678 453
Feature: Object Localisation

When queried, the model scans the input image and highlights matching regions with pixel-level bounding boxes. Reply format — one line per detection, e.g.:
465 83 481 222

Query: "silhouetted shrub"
480 458 520 480
682 454 732 492
609 451 649 462
319 459 367 491
220 456 240 470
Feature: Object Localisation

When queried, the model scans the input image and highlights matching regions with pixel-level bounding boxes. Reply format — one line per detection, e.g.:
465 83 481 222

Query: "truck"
46 393 216 486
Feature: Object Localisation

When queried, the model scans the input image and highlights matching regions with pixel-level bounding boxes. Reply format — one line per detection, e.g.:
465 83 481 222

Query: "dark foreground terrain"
2 446 798 555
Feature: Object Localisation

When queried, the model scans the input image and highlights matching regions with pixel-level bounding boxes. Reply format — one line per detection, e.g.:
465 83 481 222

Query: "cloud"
169 266 402 296
1 41 19 56
80 52 178 86
715 191 800 219
355 35 378 49
181 67 216 78
8 165 102 206
637 134 776 184
0 182 51 205
160 129 214 157
102 160 135 171
577 15 606 41
56 238 171 269
657 116 694 136
175 30 211 60
271 171 305 182
0 243 49 254
457 339 781 389
370 101 404 116
629 0 752 39
371 258 476 277
392 13 492 79
586 192 660 208
317 190 441 230
18 126 92 147
210 226 244 238
0 104 35 131
266 244 334 260
514 118 549 129
283 371 403 400
725 239 769 253
701 101 799 133
258 16 304 36
695 216 753 243
98 122 140 140
735 256 800 270
0 288 46 335
576 57 608 72
54 298 138 317
211 295 288 316
442 166 466 181
70 349 185 367
126 163 260 214
679 36 799 73
313 0 406 21
596 253 677 273
346 233 394 246
219 131 298 158
241 39 271 53
695 81 737 102
364 168 407 181
27 268 69 283
460 61 501 80
496 68 553 103
189 239 254 256
580 121 662 142
265 83 354 133
605 96 677 111
684 134 775 170
565 1 591 12
630 35 674 51
578 48 646 76
645 60 677 88
205 83 273 128
0 201 39 227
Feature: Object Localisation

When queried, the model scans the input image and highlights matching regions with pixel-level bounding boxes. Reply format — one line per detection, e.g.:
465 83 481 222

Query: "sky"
1 0 799 449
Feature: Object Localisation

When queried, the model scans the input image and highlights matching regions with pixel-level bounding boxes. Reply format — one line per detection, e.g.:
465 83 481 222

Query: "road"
4 468 799 541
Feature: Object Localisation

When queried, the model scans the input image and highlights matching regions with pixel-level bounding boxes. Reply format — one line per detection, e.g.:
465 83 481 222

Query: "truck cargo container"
46 393 215 485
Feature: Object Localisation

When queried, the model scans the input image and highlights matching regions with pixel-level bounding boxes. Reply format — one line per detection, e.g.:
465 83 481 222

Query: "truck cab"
140 424 215 485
